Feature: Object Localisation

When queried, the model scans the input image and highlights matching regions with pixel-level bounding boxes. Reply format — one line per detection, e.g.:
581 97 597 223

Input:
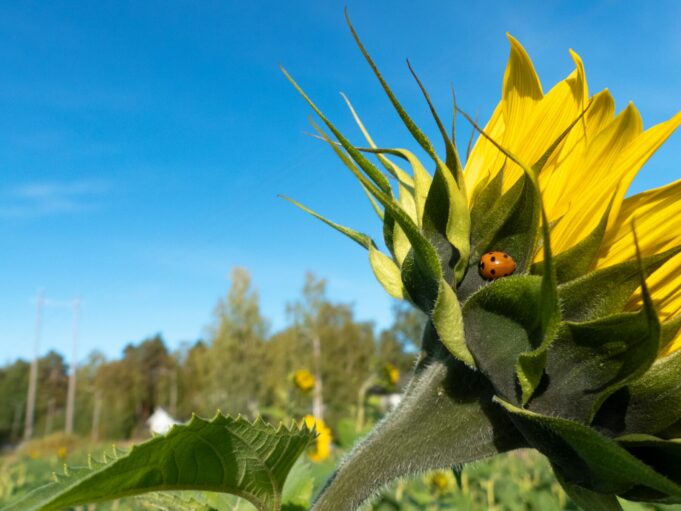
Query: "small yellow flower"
385 363 400 385
57 446 68 459
428 471 455 493
303 415 333 462
293 369 316 392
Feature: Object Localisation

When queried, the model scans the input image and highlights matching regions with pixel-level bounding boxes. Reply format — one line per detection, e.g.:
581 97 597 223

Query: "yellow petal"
539 89 616 226
598 177 681 265
596 178 681 356
466 40 589 202
546 103 645 254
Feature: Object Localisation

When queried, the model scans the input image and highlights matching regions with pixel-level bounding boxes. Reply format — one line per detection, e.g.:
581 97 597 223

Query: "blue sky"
1 1 680 365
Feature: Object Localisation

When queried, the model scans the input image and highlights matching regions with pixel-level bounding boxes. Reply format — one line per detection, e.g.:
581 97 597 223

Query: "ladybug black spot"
503 253 509 258
480 262 485 269
491 256 496 262
491 269 496 275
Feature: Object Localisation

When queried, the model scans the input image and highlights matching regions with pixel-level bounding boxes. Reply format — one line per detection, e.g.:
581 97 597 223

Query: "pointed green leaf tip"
2 415 314 511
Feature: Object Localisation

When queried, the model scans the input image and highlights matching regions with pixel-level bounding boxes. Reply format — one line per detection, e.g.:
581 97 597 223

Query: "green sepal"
339 92 415 189
532 196 614 284
616 435 681 504
592 348 681 437
2 415 314 511
559 246 681 322
432 279 475 366
344 12 470 283
406 60 465 189
305 114 402 263
496 397 681 498
279 195 406 300
422 163 470 284
345 10 447 175
528 308 659 424
307 120 443 292
517 190 560 404
479 174 538 273
279 195 372 250
554 466 624 511
400 250 440 312
469 167 504 251
358 147 431 225
463 275 543 403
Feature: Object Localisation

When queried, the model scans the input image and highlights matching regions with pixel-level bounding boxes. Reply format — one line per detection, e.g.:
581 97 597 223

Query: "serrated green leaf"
559 246 681 322
2 415 314 511
496 398 681 498
463 275 543 403
432 280 474 366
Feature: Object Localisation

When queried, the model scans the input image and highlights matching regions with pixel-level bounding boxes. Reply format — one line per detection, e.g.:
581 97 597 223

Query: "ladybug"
479 251 516 280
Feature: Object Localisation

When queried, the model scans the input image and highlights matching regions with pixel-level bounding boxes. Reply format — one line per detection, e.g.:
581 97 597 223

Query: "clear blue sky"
1 1 680 365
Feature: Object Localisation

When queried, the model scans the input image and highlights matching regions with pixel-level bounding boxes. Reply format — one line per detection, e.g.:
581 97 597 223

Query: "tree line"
0 269 425 444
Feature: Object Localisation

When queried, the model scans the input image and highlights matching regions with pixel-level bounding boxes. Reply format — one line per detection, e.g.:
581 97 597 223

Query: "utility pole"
312 334 324 420
65 298 80 435
24 290 44 441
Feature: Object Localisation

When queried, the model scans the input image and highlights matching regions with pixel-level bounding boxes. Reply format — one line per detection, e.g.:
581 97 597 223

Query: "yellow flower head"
384 362 400 385
303 414 332 463
57 446 68 459
293 369 316 392
465 35 681 356
285 21 681 508
428 470 455 493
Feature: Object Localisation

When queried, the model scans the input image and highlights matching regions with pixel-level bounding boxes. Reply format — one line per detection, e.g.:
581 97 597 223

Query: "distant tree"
0 359 30 444
288 274 376 425
376 302 427 376
204 268 269 416
176 340 210 418
34 351 68 436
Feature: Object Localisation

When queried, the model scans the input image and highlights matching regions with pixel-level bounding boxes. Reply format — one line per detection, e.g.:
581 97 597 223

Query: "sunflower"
465 36 681 357
384 362 400 385
293 368 316 392
284 14 681 511
302 414 333 463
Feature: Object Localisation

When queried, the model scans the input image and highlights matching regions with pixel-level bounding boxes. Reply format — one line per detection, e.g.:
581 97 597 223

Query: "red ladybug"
479 251 516 280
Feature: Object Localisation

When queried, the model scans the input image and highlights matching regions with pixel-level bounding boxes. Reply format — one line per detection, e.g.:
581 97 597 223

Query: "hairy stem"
313 348 523 510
